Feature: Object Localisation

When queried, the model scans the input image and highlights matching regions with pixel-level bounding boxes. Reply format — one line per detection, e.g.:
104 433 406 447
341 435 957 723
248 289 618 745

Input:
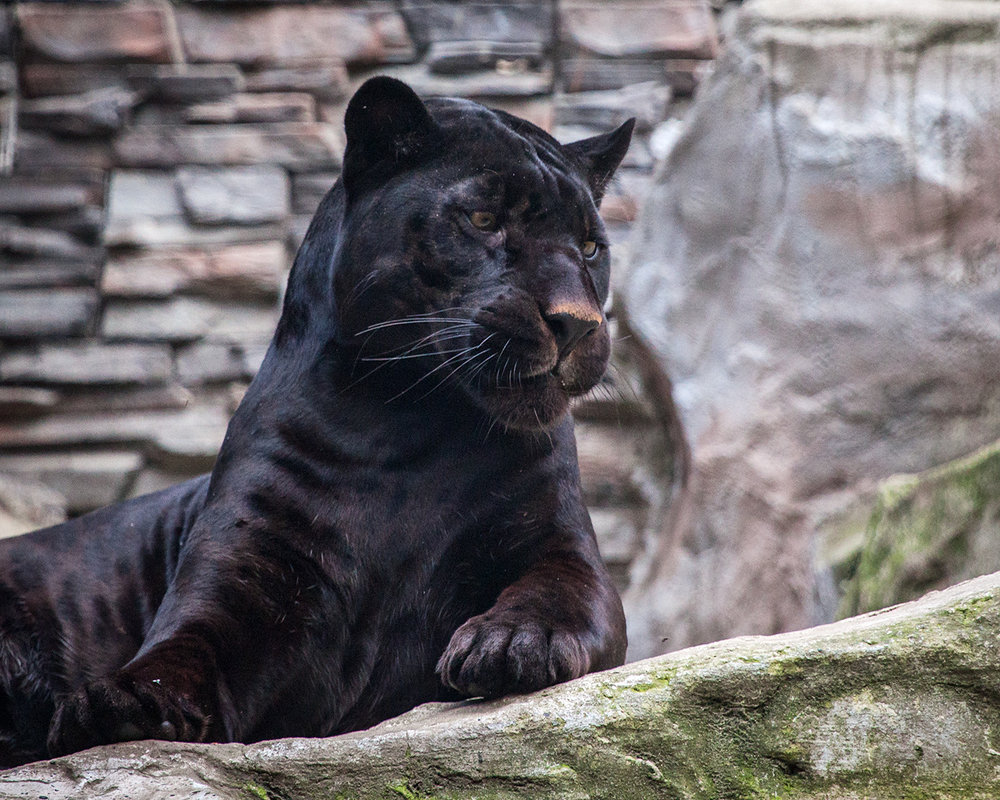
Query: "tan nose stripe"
545 303 603 327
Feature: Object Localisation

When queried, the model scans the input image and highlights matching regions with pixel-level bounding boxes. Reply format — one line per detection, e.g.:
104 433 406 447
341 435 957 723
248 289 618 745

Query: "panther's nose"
544 308 601 361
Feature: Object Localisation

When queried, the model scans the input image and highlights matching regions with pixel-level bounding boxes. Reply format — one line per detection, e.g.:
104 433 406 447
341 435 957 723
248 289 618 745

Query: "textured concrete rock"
0 452 143 515
102 297 278 343
0 406 230 452
622 0 1000 657
16 2 172 64
176 5 413 67
114 123 342 169
840 439 1000 618
18 87 138 137
0 177 95 214
176 165 290 226
102 242 286 300
175 342 257 386
243 60 349 100
184 92 315 124
124 64 245 103
0 289 98 339
0 343 173 386
4 572 1000 798
0 471 65 541
561 0 718 60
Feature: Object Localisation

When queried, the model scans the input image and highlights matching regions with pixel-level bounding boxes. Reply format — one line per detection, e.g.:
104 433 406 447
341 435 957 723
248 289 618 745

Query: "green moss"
242 784 270 800
388 781 435 800
840 440 1000 617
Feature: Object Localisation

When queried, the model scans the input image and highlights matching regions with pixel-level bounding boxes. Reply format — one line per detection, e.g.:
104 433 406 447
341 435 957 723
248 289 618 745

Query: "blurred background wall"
0 0 727 624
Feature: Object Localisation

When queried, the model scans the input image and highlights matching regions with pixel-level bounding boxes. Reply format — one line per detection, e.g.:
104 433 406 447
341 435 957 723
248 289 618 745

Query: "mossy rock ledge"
5 574 1000 799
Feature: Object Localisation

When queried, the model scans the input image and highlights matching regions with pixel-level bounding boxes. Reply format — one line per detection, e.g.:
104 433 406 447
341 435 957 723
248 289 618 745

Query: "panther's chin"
469 371 585 432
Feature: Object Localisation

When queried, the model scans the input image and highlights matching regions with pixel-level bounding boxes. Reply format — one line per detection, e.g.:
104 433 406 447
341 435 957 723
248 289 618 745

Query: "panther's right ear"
342 77 439 198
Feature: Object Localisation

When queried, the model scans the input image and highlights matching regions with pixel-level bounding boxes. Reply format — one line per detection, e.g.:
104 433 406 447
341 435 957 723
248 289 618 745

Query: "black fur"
0 77 634 767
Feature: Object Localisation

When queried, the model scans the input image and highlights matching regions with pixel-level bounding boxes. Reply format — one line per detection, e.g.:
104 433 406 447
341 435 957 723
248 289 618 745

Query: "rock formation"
3 570 1000 798
622 0 1000 657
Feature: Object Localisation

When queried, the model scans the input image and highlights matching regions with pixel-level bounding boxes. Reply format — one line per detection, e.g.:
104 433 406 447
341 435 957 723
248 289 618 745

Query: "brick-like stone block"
400 1 555 52
177 5 414 67
20 64 128 99
102 241 286 300
360 64 553 99
124 64 245 103
17 3 173 64
184 93 315 124
104 169 286 247
57 384 193 416
113 123 342 169
0 387 59 420
0 406 230 454
176 342 256 385
14 131 113 171
0 342 173 386
0 258 100 291
0 289 98 339
176 165 291 225
0 451 144 514
0 177 97 214
18 87 138 137
561 0 718 60
102 297 278 343
244 61 349 100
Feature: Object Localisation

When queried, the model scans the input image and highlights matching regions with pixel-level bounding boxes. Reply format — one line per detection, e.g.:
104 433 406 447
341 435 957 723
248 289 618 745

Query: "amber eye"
582 240 600 259
468 211 499 231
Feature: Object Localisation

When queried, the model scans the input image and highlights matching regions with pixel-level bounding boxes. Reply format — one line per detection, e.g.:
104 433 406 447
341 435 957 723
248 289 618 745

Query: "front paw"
436 614 590 699
47 674 210 758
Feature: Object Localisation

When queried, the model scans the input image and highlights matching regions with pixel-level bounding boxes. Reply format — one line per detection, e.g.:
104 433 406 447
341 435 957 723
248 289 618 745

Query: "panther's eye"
468 211 499 231
582 240 600 260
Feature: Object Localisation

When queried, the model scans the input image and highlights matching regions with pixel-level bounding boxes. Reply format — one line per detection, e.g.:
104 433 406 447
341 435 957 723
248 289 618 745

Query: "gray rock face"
3 571 1000 798
621 0 1000 657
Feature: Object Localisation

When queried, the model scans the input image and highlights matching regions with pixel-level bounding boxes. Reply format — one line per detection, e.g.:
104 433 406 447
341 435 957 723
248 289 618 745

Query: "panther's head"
329 77 633 432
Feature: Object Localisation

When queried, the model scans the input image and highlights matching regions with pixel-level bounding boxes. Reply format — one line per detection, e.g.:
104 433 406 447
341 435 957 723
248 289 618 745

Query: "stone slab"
176 165 290 225
0 289 97 339
0 451 144 514
17 2 172 64
184 92 315 124
243 60 349 100
400 1 555 50
13 131 113 171
0 342 173 386
124 64 245 103
0 405 230 452
0 471 65 541
18 87 138 137
20 64 129 99
55 384 193 417
0 178 95 214
113 123 342 169
175 342 257 385
561 0 719 60
0 387 59 420
177 5 414 67
101 297 278 343
0 258 100 290
101 241 286 300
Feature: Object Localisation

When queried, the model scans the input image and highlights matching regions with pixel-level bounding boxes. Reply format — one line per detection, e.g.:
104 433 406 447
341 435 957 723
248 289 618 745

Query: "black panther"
0 77 634 767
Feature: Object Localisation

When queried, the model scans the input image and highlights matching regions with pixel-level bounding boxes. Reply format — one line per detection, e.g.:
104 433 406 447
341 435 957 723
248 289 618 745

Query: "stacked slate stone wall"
0 0 722 595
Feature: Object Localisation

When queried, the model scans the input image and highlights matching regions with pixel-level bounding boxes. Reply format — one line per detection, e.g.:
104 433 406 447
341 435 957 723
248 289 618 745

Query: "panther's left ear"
342 76 439 198
564 118 636 202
